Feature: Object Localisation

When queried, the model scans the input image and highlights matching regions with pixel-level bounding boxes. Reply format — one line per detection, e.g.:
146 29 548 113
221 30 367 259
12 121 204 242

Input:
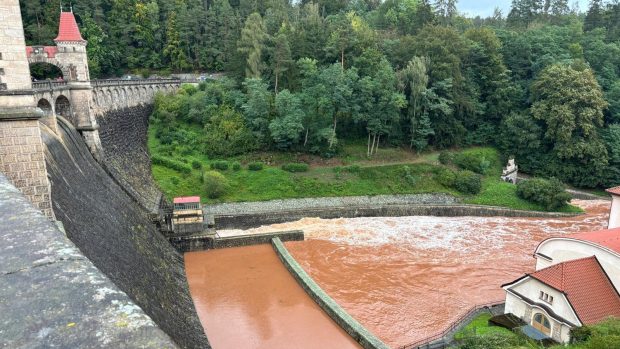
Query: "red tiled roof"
173 196 201 204
567 227 620 255
529 256 620 325
54 12 85 42
608 186 620 196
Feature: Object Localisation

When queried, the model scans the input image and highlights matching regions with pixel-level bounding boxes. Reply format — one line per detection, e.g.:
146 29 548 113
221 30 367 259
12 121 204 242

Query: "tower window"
0 68 4 75
0 52 3 60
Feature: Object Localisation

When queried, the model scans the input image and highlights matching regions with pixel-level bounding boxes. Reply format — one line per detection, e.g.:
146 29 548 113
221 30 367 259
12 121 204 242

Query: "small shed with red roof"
503 256 620 343
172 197 203 234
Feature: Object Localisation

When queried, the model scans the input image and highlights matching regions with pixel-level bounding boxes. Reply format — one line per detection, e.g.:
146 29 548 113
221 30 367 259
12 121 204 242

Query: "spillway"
218 200 609 347
185 245 361 349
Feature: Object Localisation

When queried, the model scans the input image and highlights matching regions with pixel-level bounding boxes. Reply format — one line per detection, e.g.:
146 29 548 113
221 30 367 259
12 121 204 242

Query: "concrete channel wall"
170 230 305 253
215 204 581 230
271 238 390 349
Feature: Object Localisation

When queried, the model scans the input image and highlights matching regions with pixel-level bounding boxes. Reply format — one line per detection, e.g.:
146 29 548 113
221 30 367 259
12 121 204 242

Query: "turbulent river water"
187 200 609 348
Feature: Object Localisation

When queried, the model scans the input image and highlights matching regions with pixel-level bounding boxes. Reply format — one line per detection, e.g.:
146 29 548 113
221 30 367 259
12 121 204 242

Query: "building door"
533 313 552 336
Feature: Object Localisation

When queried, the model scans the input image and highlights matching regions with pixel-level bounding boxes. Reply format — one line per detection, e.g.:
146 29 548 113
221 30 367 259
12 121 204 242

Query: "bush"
343 165 361 174
203 171 230 199
402 166 417 186
457 332 523 349
439 151 454 165
151 155 191 174
435 168 457 187
454 170 482 195
454 152 490 174
282 163 309 173
170 177 180 185
248 162 264 171
210 160 229 171
517 178 571 210
191 160 202 170
232 162 241 171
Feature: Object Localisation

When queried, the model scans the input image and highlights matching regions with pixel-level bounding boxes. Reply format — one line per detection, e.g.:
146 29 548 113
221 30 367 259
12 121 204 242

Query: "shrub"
402 166 417 186
170 177 180 185
282 163 309 173
435 168 457 187
454 170 482 195
457 332 522 349
343 165 361 174
203 171 230 199
232 162 241 171
571 326 592 344
151 155 191 174
210 160 229 171
191 160 202 170
454 153 489 174
248 162 264 171
439 151 454 165
517 178 572 210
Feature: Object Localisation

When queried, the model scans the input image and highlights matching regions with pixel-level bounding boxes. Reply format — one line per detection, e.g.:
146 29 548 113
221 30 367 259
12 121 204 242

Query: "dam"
0 3 614 348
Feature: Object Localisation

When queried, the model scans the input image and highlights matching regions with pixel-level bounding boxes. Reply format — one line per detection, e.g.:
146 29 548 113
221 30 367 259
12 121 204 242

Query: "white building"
608 186 620 229
502 187 620 344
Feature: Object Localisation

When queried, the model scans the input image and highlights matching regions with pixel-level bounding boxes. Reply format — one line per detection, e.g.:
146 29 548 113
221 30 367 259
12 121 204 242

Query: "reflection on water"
230 200 609 347
185 245 361 349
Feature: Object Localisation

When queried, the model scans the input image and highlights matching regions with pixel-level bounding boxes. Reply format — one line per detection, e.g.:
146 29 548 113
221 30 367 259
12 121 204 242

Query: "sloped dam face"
42 119 209 348
197 200 609 348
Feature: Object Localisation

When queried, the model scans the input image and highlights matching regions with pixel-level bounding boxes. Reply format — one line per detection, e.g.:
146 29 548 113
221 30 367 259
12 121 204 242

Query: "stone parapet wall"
0 173 177 348
0 119 54 218
271 237 390 349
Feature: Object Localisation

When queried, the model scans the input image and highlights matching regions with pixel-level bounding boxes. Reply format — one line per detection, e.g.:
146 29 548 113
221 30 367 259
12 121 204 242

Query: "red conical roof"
54 12 85 42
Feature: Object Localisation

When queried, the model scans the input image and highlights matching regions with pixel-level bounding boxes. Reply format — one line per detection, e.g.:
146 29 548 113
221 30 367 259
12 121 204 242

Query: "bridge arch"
37 98 53 115
29 61 65 81
54 95 72 119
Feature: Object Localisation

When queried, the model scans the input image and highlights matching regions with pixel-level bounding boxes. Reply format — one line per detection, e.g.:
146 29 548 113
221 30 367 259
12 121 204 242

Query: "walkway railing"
32 81 68 90
396 301 504 349
91 78 182 87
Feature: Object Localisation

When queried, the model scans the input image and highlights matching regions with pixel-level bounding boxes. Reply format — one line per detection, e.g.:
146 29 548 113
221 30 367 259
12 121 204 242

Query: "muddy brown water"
208 200 609 348
185 244 361 349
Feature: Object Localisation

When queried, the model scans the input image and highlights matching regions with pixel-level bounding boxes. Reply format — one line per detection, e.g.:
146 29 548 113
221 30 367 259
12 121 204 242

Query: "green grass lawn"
454 313 517 340
147 125 583 213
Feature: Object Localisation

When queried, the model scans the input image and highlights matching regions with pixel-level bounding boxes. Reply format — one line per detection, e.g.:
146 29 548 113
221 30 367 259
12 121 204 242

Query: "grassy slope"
148 126 582 213
453 313 516 340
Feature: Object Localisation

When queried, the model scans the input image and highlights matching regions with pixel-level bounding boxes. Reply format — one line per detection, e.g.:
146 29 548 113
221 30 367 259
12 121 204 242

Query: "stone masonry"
0 120 54 218
0 0 55 219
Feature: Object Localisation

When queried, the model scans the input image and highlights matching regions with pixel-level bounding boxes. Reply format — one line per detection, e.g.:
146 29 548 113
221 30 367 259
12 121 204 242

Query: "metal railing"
397 301 504 349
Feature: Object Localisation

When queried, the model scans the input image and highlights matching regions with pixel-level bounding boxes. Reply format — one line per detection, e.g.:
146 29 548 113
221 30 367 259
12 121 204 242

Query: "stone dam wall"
0 173 177 348
96 105 162 212
41 119 210 348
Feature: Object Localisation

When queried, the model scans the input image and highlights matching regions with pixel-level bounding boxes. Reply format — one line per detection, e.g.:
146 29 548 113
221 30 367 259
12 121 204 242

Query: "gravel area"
204 194 459 216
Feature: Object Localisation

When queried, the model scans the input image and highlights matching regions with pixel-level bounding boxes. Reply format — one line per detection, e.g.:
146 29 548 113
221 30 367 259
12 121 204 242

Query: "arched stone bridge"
32 78 181 124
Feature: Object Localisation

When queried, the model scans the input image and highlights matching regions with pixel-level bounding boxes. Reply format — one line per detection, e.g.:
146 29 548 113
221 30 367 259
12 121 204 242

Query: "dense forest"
20 0 620 189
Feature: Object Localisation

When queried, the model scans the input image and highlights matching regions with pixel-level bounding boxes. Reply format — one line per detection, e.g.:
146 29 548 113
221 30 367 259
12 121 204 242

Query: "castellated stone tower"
0 0 55 219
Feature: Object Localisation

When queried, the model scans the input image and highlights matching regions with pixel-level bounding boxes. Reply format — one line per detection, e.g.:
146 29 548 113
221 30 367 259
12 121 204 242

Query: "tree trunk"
367 133 371 157
370 133 376 158
374 134 381 155
304 128 309 147
275 71 279 95
341 49 345 70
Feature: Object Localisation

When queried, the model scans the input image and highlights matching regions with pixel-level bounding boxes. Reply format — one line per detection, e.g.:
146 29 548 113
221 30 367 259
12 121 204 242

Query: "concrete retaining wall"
215 204 581 230
170 230 304 253
271 237 390 349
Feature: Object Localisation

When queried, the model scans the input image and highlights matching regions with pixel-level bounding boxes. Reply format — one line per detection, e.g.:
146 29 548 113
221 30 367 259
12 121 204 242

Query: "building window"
540 291 554 305
0 52 3 60
0 68 4 75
